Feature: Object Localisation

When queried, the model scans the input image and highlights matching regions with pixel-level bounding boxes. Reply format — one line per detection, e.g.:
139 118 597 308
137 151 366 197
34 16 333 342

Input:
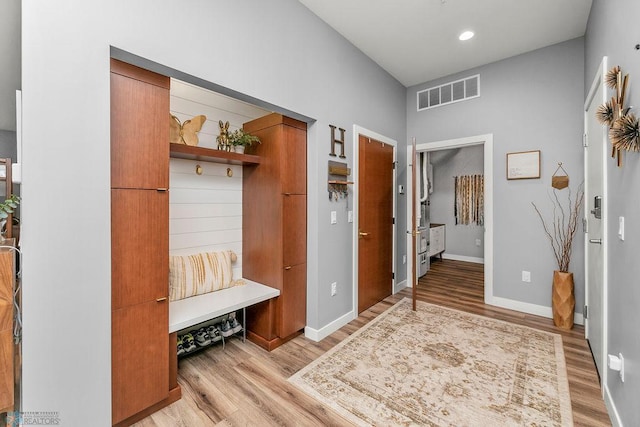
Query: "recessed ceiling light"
459 31 474 41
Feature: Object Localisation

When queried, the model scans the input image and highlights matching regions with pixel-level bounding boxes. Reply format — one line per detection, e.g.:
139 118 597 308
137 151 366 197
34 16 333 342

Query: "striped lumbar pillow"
169 250 242 301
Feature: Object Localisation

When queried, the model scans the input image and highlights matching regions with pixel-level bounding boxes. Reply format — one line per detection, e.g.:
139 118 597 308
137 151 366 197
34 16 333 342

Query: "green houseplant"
227 129 260 154
0 194 20 241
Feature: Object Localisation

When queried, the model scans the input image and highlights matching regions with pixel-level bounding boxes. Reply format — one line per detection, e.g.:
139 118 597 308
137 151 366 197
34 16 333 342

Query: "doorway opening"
406 134 493 303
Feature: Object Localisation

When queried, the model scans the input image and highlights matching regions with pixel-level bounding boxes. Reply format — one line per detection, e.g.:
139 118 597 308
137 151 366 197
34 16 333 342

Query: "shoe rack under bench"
169 279 280 355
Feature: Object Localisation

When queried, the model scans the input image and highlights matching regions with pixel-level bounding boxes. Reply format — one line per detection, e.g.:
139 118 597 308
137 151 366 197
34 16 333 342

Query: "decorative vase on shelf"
552 270 575 329
234 145 245 154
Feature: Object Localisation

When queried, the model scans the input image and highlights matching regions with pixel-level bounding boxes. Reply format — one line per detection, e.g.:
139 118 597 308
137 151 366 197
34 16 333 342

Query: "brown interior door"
358 135 394 313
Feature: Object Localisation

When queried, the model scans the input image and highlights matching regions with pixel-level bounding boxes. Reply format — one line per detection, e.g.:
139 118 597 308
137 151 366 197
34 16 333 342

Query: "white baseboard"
604 384 622 426
394 279 407 293
442 253 484 264
304 309 355 342
488 296 584 326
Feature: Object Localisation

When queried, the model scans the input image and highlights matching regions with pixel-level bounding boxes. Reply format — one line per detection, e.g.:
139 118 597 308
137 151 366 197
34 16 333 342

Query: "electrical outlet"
331 282 337 296
475 239 481 247
522 271 531 283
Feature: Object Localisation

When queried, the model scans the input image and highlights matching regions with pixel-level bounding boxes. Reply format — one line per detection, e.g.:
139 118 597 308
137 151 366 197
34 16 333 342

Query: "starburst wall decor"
597 65 639 166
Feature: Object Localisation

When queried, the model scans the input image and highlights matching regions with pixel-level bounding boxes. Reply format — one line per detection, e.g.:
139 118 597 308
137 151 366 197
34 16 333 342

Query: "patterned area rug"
289 298 573 426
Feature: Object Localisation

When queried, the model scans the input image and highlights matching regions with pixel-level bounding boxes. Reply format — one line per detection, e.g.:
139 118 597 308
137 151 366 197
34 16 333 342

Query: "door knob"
589 238 602 244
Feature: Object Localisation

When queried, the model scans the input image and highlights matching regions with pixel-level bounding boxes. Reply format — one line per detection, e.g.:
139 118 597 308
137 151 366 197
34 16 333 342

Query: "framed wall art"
506 150 540 180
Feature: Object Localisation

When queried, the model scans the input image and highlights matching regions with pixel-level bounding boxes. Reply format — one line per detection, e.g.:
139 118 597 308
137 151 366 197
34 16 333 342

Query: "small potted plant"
227 129 260 154
0 194 20 241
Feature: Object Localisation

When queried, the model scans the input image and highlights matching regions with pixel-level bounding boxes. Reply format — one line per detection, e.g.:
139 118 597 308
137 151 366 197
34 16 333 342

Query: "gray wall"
0 130 17 161
21 0 406 423
429 146 484 259
585 0 640 424
408 38 585 313
0 0 20 131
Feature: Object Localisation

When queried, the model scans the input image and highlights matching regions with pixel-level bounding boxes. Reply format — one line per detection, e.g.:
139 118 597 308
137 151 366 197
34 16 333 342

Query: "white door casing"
584 56 608 389
406 134 493 304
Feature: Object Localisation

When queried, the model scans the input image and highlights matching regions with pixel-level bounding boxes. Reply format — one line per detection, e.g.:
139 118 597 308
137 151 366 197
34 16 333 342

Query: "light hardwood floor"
136 259 611 426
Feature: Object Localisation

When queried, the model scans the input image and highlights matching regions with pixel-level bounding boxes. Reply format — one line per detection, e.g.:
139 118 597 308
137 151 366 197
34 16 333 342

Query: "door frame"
352 125 397 317
584 55 609 393
405 134 493 303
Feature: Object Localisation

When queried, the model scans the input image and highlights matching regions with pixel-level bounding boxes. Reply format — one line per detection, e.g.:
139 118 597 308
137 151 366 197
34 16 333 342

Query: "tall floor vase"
552 270 575 329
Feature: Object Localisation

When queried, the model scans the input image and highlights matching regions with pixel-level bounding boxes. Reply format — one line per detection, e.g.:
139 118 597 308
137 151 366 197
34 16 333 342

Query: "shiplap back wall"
169 79 271 278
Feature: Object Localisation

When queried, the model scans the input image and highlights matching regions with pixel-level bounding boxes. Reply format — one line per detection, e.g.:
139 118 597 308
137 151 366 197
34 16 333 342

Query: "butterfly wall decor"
169 114 207 146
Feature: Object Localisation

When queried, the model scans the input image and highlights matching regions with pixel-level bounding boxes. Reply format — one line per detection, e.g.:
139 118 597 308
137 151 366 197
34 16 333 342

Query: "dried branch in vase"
532 184 584 273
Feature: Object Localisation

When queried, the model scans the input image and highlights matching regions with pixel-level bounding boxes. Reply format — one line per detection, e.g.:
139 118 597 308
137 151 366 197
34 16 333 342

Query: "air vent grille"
417 74 480 111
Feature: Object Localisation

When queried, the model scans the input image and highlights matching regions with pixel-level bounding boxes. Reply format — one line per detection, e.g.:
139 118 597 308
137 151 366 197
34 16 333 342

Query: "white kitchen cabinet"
428 223 445 260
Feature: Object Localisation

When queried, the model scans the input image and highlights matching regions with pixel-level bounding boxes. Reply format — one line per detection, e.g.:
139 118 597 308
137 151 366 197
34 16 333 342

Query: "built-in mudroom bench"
169 279 280 346
110 58 307 426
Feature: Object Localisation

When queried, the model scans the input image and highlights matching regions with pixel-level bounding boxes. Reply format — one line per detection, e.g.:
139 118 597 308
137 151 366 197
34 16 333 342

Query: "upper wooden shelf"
169 143 261 165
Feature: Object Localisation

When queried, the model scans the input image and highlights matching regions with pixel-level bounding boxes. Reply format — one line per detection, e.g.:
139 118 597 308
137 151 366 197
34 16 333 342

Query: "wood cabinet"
111 189 169 310
0 244 15 414
428 223 446 259
110 59 178 426
242 113 307 351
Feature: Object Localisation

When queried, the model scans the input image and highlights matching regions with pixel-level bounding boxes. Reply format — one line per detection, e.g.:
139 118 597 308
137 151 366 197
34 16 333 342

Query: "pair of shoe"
194 325 225 347
177 325 225 356
177 333 196 356
219 313 243 337
206 325 223 344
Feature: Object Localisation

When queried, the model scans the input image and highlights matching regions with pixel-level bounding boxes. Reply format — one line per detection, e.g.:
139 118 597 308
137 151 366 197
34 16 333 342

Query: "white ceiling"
298 0 592 87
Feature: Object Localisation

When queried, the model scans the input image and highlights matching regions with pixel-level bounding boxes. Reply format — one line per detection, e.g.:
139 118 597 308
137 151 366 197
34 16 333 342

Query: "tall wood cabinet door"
110 60 169 190
0 249 14 412
112 300 169 424
0 329 12 413
278 263 306 338
281 126 306 195
112 189 168 310
283 195 306 268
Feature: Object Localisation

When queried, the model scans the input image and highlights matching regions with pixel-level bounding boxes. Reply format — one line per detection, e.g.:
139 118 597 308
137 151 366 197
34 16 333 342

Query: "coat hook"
635 44 640 50
195 164 203 175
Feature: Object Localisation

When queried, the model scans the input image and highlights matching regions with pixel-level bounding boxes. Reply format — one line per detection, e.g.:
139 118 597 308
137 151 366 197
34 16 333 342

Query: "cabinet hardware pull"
156 297 167 302
284 192 291 196
157 188 168 192
359 231 369 237
284 266 292 270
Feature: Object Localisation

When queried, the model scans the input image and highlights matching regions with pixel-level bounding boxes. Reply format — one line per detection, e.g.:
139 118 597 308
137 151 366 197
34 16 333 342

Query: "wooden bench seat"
169 279 280 333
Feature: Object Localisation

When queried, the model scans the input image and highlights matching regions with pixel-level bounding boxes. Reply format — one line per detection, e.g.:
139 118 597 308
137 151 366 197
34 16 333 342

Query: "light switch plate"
348 210 353 223
619 216 624 241
331 211 337 224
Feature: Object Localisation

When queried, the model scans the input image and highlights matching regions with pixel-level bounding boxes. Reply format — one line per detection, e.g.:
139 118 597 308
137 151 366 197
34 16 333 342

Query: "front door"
358 134 393 313
585 58 607 381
